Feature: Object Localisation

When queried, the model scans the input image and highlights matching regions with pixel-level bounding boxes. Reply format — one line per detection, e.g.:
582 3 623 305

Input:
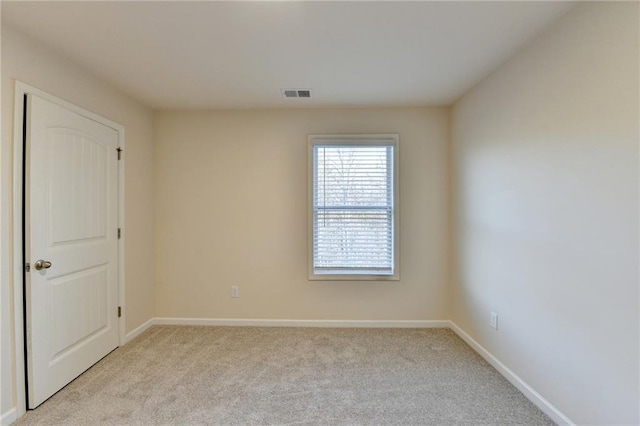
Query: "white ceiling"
2 1 574 110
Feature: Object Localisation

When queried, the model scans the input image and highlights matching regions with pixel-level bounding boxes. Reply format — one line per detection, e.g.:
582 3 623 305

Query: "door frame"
11 81 126 417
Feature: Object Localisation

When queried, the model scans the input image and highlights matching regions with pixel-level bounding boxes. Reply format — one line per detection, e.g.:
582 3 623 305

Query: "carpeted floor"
16 326 554 425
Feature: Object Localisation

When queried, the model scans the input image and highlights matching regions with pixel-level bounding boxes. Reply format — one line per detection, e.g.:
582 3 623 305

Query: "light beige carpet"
17 326 554 425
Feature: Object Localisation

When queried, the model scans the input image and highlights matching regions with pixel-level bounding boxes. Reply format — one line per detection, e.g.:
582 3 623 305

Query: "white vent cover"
281 88 312 99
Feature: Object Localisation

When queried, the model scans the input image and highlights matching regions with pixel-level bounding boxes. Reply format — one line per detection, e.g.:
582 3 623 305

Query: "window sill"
308 272 399 281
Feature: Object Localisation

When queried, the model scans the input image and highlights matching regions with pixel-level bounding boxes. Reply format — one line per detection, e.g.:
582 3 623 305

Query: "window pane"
314 209 393 270
315 146 391 207
312 143 394 275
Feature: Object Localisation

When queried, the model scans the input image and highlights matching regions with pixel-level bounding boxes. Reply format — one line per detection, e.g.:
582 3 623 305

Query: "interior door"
26 93 120 408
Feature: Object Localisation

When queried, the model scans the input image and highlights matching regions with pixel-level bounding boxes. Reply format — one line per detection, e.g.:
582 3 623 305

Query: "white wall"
154 108 451 321
451 2 639 424
1 25 155 416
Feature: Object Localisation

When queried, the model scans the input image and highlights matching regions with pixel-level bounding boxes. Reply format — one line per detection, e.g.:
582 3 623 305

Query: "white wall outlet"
490 312 498 330
231 286 239 298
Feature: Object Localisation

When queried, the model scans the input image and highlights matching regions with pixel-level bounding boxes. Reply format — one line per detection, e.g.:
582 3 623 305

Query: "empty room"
0 1 638 425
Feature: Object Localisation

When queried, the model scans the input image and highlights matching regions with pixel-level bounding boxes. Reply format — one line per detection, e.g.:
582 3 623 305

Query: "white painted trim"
1 408 17 426
154 318 449 328
11 81 126 418
117 129 126 346
449 321 575 426
12 81 28 420
15 83 124 131
307 134 400 281
125 318 155 343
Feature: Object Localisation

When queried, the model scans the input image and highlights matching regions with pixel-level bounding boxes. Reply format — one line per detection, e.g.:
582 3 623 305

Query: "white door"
26 94 120 408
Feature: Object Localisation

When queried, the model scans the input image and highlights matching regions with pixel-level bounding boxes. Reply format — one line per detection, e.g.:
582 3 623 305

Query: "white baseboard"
123 317 450 344
154 317 450 328
124 318 155 343
449 321 575 426
1 408 17 426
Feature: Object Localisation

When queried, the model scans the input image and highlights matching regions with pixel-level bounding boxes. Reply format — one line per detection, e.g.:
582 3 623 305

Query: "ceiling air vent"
281 89 312 99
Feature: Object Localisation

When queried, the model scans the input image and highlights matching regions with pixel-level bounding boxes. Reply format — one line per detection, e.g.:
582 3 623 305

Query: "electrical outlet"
490 312 498 330
231 286 239 298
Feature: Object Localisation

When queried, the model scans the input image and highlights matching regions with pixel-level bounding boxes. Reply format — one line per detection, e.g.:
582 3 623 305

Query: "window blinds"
312 144 395 275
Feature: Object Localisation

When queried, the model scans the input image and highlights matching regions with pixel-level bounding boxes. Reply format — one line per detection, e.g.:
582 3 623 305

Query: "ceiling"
2 1 574 110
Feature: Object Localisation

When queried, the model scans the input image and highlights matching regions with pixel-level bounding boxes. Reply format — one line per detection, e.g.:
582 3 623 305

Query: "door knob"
34 260 52 271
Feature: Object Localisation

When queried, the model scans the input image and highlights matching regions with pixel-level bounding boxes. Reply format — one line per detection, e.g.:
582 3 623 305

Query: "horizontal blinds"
313 144 394 273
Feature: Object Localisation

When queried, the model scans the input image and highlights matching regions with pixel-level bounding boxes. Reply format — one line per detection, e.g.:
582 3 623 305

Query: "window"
308 135 399 280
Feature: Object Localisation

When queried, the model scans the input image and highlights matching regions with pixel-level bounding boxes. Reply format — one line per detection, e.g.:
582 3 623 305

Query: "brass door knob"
34 260 52 271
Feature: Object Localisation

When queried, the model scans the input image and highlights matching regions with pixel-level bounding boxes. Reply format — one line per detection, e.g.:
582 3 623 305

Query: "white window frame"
308 134 400 281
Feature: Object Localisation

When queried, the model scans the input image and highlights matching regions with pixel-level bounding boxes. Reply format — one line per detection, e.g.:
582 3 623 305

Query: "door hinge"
118 306 122 318
118 228 121 239
25 262 30 272
117 147 122 160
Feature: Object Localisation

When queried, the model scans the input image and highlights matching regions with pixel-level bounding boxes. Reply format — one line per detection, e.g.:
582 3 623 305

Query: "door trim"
11 81 126 417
